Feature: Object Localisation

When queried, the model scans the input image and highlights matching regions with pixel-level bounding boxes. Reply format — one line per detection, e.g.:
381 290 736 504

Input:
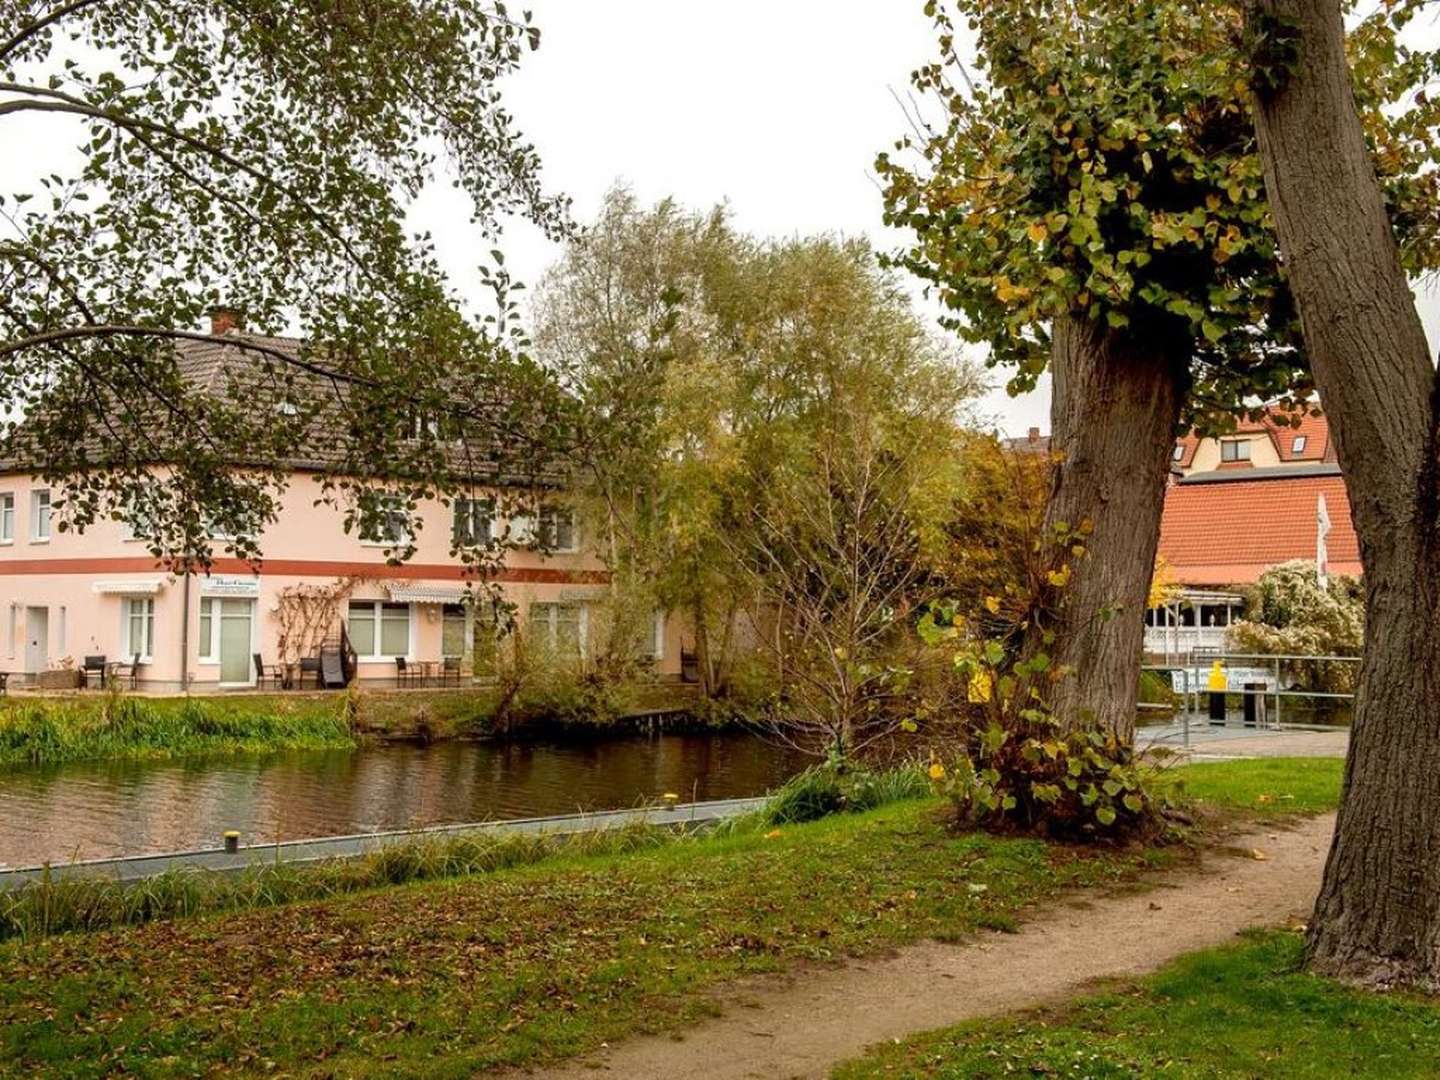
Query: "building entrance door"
218 599 254 685
24 606 48 675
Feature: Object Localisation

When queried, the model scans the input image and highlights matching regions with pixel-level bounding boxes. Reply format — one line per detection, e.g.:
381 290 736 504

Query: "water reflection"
0 733 810 867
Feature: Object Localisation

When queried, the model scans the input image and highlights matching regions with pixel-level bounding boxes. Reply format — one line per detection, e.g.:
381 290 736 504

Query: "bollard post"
223 830 240 853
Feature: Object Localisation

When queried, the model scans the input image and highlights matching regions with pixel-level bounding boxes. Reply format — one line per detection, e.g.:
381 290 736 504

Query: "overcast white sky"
9 1 1440 437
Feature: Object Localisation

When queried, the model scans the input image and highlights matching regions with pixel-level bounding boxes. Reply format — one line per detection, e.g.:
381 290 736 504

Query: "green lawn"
1174 757 1344 815
0 757 1346 1078
0 800 1164 1078
834 931 1440 1079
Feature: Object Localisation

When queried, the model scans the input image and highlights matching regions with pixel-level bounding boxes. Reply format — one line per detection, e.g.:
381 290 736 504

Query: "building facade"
0 470 682 690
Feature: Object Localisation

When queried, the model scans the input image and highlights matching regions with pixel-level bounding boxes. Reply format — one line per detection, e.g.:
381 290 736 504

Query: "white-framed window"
359 494 411 546
641 610 666 662
30 489 51 542
348 600 411 658
0 492 13 543
537 505 578 553
122 597 155 662
529 602 585 656
442 603 468 657
452 497 494 547
1292 435 1308 454
1171 444 1185 462
198 597 214 660
1220 439 1251 463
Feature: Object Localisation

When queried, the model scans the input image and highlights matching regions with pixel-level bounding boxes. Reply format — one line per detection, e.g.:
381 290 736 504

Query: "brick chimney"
207 305 244 336
1027 426 1041 446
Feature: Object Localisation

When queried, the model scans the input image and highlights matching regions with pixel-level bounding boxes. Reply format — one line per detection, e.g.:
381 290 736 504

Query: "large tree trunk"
1038 315 1187 744
1250 0 1440 988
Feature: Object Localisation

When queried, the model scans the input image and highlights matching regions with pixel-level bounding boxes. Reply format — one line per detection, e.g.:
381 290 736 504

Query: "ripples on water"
0 733 811 867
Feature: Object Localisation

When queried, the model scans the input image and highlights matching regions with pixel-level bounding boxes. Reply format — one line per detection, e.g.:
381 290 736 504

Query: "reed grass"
0 691 355 766
0 820 674 942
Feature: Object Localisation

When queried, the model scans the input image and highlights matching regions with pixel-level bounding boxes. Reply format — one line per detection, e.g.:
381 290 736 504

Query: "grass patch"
1172 757 1343 815
0 800 1165 1077
834 931 1440 1079
0 692 355 766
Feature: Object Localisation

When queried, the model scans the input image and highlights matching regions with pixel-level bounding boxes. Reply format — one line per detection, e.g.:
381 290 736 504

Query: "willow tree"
1245 0 1440 989
879 1 1309 741
0 1 571 571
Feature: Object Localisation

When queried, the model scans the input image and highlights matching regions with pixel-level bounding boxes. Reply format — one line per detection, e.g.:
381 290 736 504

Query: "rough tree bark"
1249 0 1440 988
1036 315 1188 745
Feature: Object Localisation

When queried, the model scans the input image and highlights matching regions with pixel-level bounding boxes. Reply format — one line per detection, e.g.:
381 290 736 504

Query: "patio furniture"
82 655 108 689
394 656 421 688
439 656 462 687
253 653 284 690
296 656 321 690
108 654 143 690
0 672 8 696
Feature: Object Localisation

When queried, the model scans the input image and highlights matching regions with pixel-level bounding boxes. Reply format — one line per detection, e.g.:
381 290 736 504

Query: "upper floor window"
0 493 13 543
359 494 411 546
1292 435 1308 454
453 497 494 548
537 505 578 553
30 489 51 541
1171 444 1185 462
1220 440 1251 463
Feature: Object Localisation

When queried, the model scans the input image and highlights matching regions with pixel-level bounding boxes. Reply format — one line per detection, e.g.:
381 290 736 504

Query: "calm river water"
0 733 809 868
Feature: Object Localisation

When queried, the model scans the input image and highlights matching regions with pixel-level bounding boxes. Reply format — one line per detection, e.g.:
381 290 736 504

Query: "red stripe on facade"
0 556 610 586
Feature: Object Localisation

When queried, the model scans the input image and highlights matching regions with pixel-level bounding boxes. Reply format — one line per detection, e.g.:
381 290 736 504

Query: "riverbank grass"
835 930 1440 1079
0 693 356 765
0 798 1171 1077
1175 756 1344 815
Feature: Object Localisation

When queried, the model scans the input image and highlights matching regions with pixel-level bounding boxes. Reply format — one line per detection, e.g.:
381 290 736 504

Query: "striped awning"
386 584 470 605
92 579 165 596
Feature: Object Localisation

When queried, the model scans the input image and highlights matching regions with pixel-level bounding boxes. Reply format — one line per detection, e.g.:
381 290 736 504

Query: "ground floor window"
640 610 665 661
349 600 411 658
529 602 585 656
123 597 154 661
442 603 468 657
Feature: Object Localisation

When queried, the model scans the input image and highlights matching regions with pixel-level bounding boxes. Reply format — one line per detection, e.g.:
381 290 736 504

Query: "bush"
764 762 928 825
929 726 1162 841
1230 561 1363 694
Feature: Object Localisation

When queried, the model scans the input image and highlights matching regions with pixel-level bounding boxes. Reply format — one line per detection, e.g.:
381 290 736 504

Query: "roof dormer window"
1221 439 1251 463
1292 435 1307 454
1172 444 1185 462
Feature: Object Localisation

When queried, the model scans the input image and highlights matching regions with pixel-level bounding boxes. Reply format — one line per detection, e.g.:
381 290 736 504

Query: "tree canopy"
0 0 572 567
877 0 1440 432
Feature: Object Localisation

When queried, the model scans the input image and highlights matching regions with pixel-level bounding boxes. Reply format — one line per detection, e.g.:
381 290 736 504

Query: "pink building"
0 328 682 691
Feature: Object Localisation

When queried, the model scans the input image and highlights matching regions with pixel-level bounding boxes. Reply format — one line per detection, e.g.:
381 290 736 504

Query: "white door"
217 599 254 685
24 606 48 674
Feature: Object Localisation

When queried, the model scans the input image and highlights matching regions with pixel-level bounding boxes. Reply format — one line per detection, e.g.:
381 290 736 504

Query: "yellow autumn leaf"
928 762 946 781
1047 565 1072 588
967 670 993 704
984 595 1002 615
1027 221 1048 243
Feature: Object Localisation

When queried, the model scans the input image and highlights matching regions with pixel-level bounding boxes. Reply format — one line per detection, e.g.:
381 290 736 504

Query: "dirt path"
531 814 1335 1080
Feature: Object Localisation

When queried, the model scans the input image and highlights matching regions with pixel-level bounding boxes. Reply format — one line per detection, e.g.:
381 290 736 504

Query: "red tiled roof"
1159 471 1361 586
1170 406 1332 468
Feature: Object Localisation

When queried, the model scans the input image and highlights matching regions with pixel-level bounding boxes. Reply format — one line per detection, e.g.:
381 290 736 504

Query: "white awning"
387 584 470 605
92 579 165 596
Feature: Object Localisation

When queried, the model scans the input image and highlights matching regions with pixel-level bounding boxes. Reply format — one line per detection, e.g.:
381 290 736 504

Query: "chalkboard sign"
320 649 345 689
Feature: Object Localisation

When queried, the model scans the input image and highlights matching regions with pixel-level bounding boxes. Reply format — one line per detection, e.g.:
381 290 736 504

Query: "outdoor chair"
0 671 8 696
82 654 107 689
297 656 321 691
440 655 462 687
253 653 285 690
394 656 421 689
109 654 143 690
